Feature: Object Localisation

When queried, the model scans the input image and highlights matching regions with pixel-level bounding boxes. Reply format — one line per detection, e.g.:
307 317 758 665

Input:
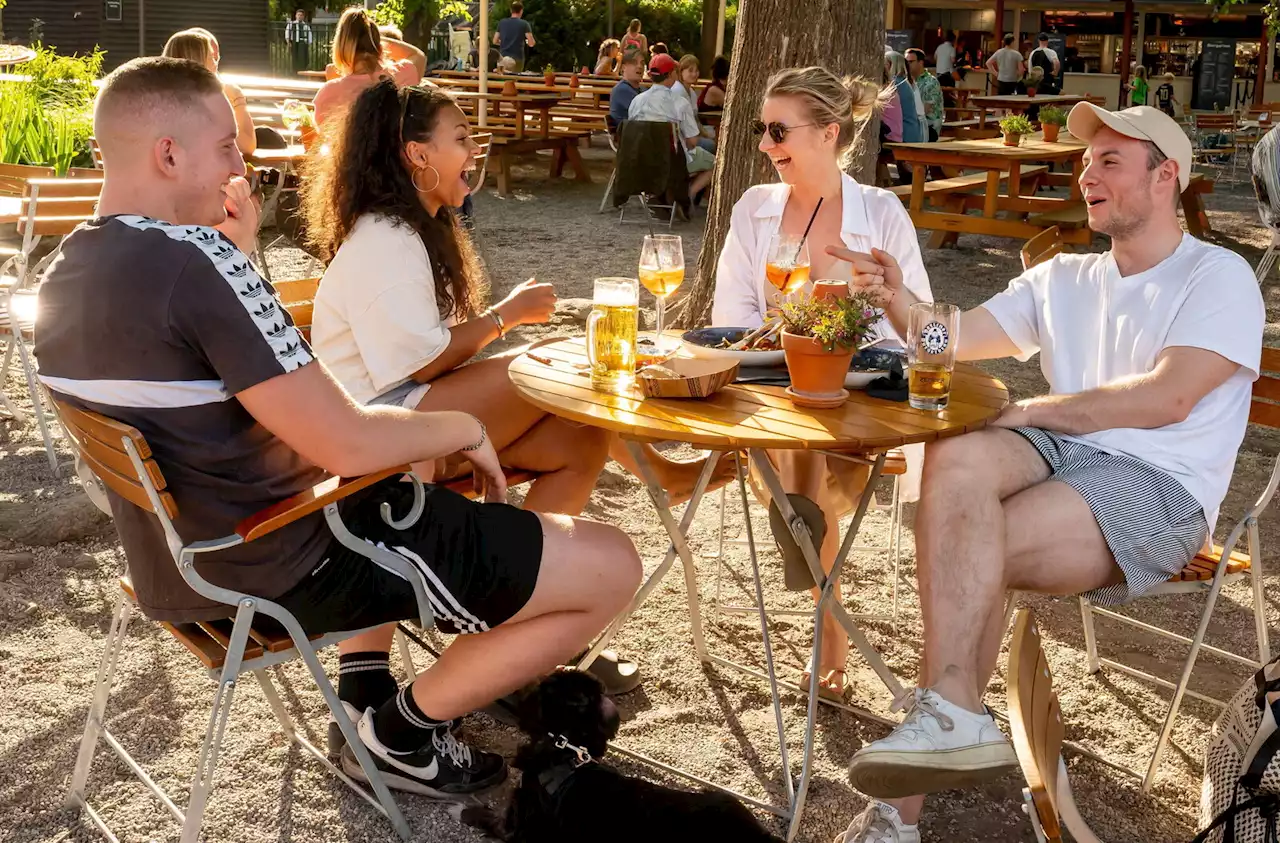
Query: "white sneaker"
834 801 920 843
847 688 1018 798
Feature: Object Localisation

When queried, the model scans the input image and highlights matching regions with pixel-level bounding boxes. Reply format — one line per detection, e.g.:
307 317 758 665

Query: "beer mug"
586 277 639 393
907 302 960 411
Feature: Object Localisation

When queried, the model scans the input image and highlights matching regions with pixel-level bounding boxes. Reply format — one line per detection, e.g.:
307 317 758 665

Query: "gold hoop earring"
412 165 441 194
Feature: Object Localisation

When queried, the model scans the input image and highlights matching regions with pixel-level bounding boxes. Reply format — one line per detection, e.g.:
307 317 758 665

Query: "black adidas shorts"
278 479 544 636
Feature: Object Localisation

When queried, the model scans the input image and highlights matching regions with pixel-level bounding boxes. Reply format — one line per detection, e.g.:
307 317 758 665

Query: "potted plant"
502 78 518 96
780 292 883 408
1000 114 1035 147
569 71 580 88
543 63 556 85
1038 105 1067 142
1025 66 1044 97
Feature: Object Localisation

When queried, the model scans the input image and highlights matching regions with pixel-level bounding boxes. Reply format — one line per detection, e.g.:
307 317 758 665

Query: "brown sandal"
799 667 852 703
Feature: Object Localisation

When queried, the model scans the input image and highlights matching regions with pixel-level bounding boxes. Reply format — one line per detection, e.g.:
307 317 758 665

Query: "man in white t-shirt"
628 52 715 196
1028 32 1062 94
828 105 1264 843
933 31 956 88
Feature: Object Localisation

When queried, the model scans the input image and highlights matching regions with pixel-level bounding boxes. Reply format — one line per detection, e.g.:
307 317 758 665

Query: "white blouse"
711 172 934 342
312 214 456 404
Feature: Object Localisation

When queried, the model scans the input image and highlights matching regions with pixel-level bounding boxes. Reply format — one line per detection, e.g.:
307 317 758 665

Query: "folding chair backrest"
0 163 56 197
274 275 319 342
469 132 492 193
52 397 178 520
1007 608 1066 843
90 137 105 169
1021 226 1063 271
1250 346 1280 429
1196 114 1237 132
19 177 104 237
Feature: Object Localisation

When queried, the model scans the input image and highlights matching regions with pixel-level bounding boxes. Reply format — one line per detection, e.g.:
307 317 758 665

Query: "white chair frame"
64 415 438 843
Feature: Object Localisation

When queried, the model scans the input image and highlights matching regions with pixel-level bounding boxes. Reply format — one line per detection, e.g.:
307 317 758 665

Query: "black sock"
371 686 447 753
337 651 397 713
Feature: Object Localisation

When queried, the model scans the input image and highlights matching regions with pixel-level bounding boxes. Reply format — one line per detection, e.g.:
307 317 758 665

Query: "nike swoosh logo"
384 752 439 781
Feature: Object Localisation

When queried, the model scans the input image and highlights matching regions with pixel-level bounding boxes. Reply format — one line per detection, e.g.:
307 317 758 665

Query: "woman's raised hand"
825 246 903 306
497 278 557 327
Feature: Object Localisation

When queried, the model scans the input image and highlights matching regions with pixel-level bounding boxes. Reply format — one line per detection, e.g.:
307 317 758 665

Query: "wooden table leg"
1182 190 1210 238
926 194 965 248
1008 161 1024 198
984 170 1000 218
514 102 526 140
1070 156 1083 200
909 162 927 213
539 106 550 139
495 149 512 196
563 142 592 183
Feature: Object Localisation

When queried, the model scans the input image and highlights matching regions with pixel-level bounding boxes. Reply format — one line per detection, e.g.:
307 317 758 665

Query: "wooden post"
1120 0 1134 105
992 0 1004 54
478 0 488 129
701 0 719 70
716 0 727 57
1258 28 1269 106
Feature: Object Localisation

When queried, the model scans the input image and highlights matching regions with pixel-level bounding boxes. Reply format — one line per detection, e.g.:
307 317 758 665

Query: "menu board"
1194 38 1236 111
886 30 913 56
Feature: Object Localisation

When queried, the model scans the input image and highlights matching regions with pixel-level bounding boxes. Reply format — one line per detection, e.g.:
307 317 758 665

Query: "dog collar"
536 734 594 800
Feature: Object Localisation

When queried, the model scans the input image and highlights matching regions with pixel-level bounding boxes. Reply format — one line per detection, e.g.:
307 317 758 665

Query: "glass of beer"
907 302 960 411
638 234 684 353
765 233 811 301
586 277 639 393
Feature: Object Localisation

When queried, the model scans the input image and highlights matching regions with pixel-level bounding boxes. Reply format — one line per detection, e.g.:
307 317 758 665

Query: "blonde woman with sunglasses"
711 66 933 703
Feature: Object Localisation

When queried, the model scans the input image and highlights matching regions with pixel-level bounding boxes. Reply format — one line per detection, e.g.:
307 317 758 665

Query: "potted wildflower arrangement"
1000 114 1035 147
1025 66 1045 97
1038 105 1067 143
780 292 883 408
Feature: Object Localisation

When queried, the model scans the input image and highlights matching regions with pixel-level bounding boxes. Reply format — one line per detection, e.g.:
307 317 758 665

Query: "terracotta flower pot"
570 73 580 88
1026 87 1038 97
544 72 556 85
502 79 518 96
811 280 850 303
1002 132 1023 147
1042 123 1061 143
782 331 854 409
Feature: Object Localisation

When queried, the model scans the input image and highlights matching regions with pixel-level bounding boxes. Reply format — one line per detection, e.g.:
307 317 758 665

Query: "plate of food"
845 346 905 389
681 326 785 366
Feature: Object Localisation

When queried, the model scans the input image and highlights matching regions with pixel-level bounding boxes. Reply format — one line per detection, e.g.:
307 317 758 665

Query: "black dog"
457 670 785 842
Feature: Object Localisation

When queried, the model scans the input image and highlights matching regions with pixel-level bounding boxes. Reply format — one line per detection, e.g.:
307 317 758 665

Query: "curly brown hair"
301 80 484 320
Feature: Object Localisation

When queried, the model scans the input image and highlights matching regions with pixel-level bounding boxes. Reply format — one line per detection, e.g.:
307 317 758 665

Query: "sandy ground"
3 140 1280 843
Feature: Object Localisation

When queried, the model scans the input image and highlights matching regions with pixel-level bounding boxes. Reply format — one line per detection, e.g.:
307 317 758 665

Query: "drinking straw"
781 197 823 293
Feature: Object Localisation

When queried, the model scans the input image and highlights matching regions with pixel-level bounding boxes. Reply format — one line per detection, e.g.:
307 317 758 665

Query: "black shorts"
997 80 1020 96
277 480 544 636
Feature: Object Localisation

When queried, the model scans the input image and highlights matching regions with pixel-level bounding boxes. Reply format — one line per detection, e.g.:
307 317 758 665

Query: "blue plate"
681 327 785 366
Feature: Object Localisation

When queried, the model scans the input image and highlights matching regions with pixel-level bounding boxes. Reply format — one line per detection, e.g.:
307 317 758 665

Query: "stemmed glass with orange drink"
638 234 684 354
766 232 811 303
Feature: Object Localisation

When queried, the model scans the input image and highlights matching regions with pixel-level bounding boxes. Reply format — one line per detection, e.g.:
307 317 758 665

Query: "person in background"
986 33 1025 96
628 53 716 197
621 19 648 59
887 51 923 144
652 42 670 56
493 1 535 73
1028 32 1061 95
595 38 620 75
497 55 519 74
161 29 257 155
314 7 427 129
880 52 909 186
674 54 716 152
608 48 644 133
907 48 942 142
286 9 313 75
933 30 956 89
1128 64 1150 107
712 66 933 704
378 23 403 41
1156 71 1180 118
699 55 729 112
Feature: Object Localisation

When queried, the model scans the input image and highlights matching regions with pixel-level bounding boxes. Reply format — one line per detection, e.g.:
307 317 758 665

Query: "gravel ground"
2 141 1279 843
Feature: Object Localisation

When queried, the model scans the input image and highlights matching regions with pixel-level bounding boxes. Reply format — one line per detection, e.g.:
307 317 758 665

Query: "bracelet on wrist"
460 416 487 452
485 307 506 338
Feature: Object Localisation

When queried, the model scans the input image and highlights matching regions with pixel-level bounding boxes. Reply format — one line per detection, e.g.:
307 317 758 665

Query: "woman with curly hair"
304 82 732 523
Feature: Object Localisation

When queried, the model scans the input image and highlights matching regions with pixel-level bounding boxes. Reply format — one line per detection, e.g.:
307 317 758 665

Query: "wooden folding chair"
273 275 320 344
1020 226 1064 271
55 398 439 843
1008 608 1103 843
0 176 104 474
1073 346 1280 790
469 131 493 195
1193 113 1242 184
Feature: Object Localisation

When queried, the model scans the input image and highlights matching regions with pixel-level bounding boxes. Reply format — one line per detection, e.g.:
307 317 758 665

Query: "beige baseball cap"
1066 103 1193 191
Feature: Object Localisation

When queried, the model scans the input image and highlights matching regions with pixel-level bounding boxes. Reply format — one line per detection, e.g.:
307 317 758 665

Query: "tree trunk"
683 0 886 328
700 0 720 70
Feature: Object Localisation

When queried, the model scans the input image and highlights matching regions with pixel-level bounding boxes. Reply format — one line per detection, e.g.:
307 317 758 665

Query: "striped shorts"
1013 427 1209 607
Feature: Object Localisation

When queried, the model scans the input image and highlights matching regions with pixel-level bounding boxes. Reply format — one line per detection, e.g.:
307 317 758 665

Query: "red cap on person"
648 53 678 75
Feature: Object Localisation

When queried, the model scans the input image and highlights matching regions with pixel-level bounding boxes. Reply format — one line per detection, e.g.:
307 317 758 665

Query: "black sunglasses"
750 120 819 144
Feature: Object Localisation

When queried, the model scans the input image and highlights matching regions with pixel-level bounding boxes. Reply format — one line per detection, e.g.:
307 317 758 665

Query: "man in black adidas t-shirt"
35 58 640 799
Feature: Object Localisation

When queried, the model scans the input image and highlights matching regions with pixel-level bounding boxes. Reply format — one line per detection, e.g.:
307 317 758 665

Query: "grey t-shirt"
497 16 532 60
991 47 1023 82
35 216 329 622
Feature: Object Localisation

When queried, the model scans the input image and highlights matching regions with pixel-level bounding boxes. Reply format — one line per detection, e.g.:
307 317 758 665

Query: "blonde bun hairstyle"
764 66 881 168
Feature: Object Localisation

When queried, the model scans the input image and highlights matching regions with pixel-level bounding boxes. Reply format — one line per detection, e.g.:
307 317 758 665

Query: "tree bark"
684 0 887 328
700 0 720 70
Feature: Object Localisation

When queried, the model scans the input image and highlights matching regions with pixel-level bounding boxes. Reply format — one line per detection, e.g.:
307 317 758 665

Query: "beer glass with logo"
907 302 960 411
586 277 639 393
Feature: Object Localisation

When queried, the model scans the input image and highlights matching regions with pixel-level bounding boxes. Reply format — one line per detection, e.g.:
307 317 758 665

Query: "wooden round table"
509 336 1008 840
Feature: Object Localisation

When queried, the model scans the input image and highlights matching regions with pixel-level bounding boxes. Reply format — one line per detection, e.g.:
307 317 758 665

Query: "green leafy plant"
781 293 883 352
1038 105 1068 127
1000 114 1035 136
0 45 101 174
543 62 556 74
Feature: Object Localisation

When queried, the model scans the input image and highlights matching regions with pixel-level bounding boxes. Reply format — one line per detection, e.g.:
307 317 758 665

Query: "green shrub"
0 45 101 174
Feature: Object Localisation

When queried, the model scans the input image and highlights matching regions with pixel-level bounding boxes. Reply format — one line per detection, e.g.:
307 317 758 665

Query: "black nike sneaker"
343 708 507 798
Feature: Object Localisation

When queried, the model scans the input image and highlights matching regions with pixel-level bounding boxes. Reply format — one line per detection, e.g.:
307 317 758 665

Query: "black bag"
1030 48 1057 91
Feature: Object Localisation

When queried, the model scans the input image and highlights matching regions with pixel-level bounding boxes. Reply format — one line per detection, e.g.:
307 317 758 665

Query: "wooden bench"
1182 171 1215 238
1027 203 1089 230
889 165 1048 201
892 165 1050 248
486 128 593 196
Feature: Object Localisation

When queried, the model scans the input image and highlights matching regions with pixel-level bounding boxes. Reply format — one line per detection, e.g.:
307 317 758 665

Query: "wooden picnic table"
463 91 567 140
887 131 1090 248
508 336 1007 840
967 94 1087 127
